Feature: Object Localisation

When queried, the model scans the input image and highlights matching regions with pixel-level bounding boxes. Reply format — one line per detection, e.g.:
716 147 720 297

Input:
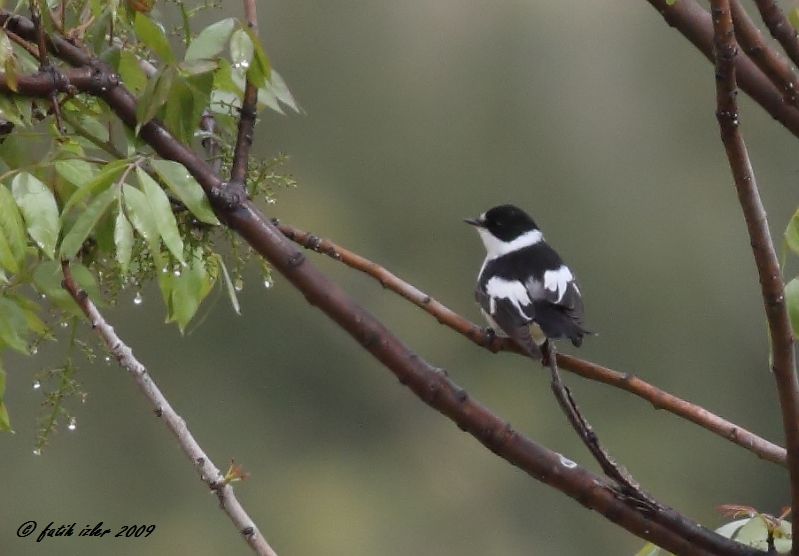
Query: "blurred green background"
3 1 798 554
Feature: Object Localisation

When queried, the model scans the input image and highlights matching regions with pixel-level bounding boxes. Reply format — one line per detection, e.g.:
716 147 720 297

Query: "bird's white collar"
478 228 543 260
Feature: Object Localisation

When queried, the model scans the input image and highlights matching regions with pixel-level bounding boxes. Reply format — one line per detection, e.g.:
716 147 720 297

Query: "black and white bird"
465 204 589 358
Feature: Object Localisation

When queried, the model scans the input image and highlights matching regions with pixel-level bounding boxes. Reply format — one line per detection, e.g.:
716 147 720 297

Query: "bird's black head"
465 204 539 242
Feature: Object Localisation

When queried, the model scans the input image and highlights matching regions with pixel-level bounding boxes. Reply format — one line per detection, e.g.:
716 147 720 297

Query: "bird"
465 204 589 359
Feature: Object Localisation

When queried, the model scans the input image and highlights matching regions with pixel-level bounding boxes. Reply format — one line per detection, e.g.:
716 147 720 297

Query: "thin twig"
60 262 279 556
545 342 643 494
28 0 64 134
710 2 799 553
229 0 261 188
274 219 788 467
730 0 799 107
753 0 799 70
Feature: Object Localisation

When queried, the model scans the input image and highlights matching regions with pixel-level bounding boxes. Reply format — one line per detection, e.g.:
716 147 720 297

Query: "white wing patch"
543 265 573 303
485 276 533 321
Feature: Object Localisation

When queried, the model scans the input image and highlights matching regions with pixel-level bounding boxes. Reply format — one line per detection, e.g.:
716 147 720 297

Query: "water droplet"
134 292 143 305
67 417 77 431
40 293 46 299
558 454 577 469
234 278 244 292
32 448 41 456
80 393 88 404
185 174 191 180
104 355 111 364
30 345 38 355
32 380 41 390
266 198 276 205
60 321 69 328
173 269 182 277
263 278 273 289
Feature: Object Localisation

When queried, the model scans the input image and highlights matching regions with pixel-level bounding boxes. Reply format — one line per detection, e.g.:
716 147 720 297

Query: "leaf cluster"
0 0 299 439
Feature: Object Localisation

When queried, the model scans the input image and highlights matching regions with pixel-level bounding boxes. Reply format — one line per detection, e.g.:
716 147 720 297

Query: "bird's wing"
475 286 541 358
526 266 589 345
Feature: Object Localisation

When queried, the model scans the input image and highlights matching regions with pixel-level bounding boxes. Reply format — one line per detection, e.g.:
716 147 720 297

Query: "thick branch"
646 0 799 139
275 220 788 467
60 263 278 556
710 1 799 552
1 8 764 552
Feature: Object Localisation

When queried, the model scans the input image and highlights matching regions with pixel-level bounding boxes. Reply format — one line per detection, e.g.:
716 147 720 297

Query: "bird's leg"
540 339 552 366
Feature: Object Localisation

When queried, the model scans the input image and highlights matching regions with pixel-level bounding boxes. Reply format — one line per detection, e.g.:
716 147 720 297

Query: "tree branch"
229 0 261 190
710 1 799 552
753 0 799 70
730 0 799 107
274 219 788 467
0 8 766 552
646 0 799 140
60 262 279 556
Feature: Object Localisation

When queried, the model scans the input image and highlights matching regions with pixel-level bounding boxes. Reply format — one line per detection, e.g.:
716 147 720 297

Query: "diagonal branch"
274 220 788 467
0 9 765 552
646 0 799 140
545 343 645 496
730 0 799 107
753 0 799 70
710 1 799 552
60 262 279 556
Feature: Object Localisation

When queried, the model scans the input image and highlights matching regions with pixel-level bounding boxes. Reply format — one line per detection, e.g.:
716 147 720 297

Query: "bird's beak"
464 217 484 227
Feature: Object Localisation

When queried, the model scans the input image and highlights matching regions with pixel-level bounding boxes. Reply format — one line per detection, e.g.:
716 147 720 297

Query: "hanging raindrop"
134 292 143 305
68 417 77 431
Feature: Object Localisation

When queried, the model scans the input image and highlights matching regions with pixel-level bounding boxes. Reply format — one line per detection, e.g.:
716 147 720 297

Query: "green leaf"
114 208 134 274
135 64 176 134
55 159 96 187
0 184 27 273
790 8 799 30
60 159 129 218
11 172 59 259
59 186 117 259
163 250 214 332
136 168 185 265
151 159 219 225
119 50 148 95
0 296 31 353
122 183 164 266
0 365 12 433
786 278 799 338
786 209 799 256
245 28 271 88
229 28 254 72
214 253 240 315
134 12 175 63
185 18 235 62
634 542 666 556
261 69 300 114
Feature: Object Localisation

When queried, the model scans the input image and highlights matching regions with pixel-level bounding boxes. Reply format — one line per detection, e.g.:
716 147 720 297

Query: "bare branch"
545 343 645 495
646 0 799 139
753 0 799 70
710 1 799 552
730 0 799 107
60 262 279 556
274 220 788 467
229 0 261 188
